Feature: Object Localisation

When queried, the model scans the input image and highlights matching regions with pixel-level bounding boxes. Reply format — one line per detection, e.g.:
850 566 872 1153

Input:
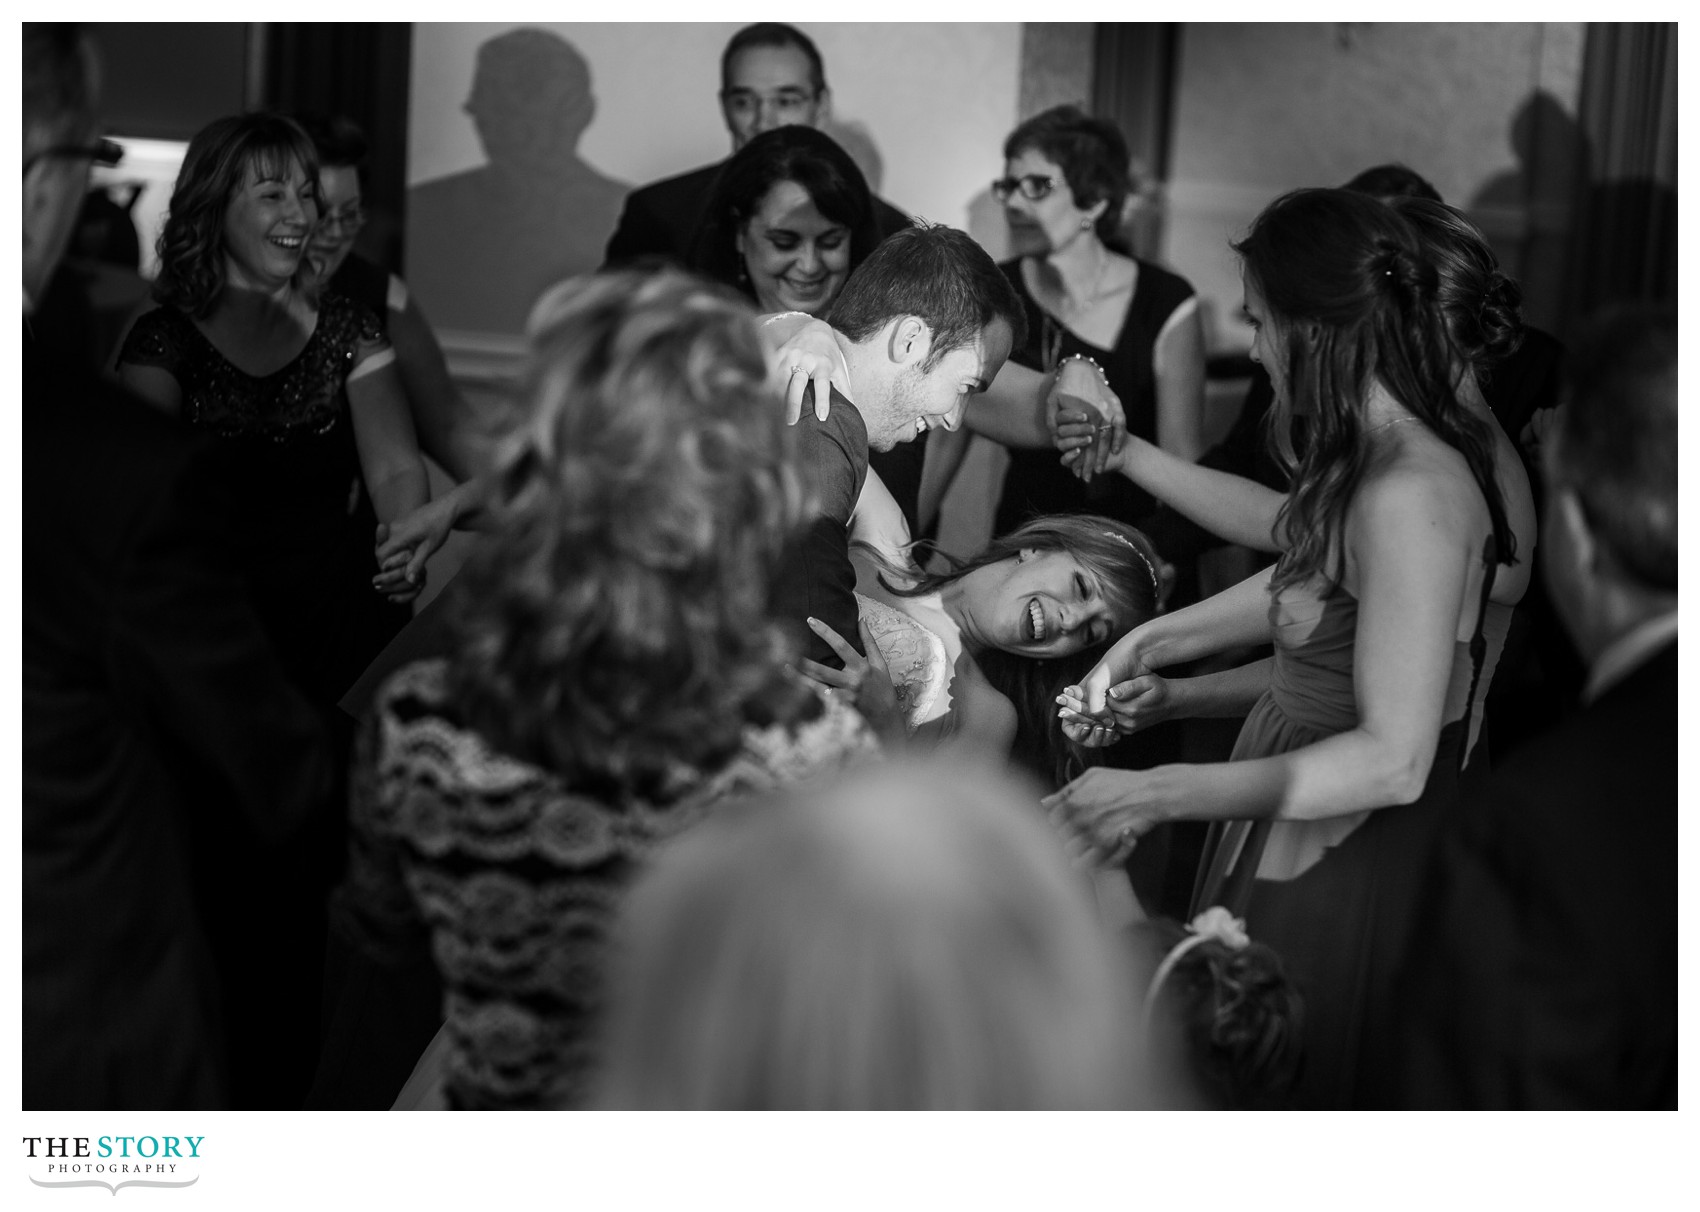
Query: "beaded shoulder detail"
118 293 388 442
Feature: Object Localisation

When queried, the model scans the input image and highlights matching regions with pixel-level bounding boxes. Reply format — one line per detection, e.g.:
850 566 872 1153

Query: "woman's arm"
1047 469 1479 855
915 425 973 536
118 363 183 418
1152 300 1208 461
1074 563 1277 711
347 356 431 602
1061 656 1273 745
959 359 1056 448
1062 428 1286 551
389 289 476 483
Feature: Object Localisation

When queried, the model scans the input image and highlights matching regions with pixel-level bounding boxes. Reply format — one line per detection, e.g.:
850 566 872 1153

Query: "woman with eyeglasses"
296 114 477 489
990 105 1207 543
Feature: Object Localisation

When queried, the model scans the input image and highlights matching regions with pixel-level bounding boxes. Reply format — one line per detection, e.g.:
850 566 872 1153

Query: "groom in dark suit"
1391 306 1677 1108
23 24 334 1108
602 22 908 268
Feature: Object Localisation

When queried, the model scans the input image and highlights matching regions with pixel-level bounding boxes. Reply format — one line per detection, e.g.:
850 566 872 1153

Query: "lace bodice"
857 591 951 732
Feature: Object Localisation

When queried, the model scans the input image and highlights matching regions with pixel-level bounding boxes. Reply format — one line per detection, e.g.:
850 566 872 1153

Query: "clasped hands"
1042 634 1173 866
1049 357 1126 483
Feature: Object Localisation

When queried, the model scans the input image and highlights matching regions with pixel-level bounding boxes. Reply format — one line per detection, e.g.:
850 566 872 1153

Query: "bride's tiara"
1102 529 1158 596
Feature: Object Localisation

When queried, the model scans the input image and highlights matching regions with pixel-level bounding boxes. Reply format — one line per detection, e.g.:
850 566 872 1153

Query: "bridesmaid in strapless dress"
1043 189 1532 1108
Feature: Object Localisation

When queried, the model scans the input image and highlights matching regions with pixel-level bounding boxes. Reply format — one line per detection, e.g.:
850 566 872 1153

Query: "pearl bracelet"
1056 352 1107 384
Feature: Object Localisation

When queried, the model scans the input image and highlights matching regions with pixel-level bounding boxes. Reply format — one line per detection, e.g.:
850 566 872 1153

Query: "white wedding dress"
848 470 958 734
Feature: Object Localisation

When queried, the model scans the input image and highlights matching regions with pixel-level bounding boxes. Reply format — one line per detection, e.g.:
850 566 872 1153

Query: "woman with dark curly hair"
1046 188 1535 1107
117 112 432 711
333 269 878 1111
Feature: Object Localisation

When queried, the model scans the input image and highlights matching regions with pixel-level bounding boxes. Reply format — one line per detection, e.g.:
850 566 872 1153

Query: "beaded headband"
1101 529 1158 598
1141 906 1251 1023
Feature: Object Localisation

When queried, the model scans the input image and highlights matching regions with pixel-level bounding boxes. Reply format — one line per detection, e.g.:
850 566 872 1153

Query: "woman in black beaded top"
117 112 432 709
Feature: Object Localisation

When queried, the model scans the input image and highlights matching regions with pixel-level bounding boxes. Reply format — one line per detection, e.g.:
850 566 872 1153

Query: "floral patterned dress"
333 659 879 1110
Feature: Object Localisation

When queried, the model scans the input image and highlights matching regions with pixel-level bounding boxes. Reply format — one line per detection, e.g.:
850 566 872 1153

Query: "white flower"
1188 905 1250 950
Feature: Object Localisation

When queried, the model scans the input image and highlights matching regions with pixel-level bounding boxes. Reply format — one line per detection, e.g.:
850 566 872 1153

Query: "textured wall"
1164 22 1585 350
1019 23 1096 118
407 22 1022 341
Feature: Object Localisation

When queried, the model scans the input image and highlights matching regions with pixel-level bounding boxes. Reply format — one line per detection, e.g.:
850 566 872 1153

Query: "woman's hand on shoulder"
761 313 850 424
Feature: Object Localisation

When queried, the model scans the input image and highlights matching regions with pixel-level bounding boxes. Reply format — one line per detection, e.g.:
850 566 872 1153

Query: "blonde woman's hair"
446 268 814 791
596 759 1150 1109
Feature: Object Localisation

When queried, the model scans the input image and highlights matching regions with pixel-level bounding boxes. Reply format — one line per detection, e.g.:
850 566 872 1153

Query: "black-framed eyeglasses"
991 174 1057 203
24 137 124 176
319 204 366 233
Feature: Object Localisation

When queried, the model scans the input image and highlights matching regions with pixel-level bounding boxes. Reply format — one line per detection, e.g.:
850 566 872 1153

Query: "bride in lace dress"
844 469 1163 775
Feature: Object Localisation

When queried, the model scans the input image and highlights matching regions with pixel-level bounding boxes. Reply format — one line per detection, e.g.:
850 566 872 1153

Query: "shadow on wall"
1468 90 1588 335
824 119 884 196
407 28 629 337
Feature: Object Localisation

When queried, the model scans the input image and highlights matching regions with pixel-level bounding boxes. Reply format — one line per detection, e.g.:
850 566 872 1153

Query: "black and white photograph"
13 12 1685 1206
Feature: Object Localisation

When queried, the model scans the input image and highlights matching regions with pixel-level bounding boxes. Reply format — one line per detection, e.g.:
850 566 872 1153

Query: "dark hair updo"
1385 195 1524 374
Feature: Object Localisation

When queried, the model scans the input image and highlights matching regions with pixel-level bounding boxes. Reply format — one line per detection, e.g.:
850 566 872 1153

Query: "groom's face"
865 319 1013 451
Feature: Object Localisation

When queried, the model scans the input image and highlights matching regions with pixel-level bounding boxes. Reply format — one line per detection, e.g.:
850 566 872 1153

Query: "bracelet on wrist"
1056 352 1108 384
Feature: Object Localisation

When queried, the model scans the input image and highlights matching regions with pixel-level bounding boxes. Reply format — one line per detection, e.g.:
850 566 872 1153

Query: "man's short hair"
827 224 1027 370
720 23 826 96
22 24 95 161
1553 304 1677 592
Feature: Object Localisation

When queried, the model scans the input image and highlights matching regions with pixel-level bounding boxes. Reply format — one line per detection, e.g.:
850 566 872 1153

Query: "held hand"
1057 672 1171 745
371 540 428 605
1070 627 1148 718
762 314 850 424
1041 767 1161 867
1055 408 1128 483
1047 359 1125 475
373 494 458 595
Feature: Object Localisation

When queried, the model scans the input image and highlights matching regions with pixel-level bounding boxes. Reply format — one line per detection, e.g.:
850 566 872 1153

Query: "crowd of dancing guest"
22 19 1674 1113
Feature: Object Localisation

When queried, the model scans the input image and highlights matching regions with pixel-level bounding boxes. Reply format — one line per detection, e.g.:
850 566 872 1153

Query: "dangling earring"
737 260 749 287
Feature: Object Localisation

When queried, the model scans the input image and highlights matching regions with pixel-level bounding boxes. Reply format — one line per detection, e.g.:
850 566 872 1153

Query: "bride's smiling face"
952 548 1122 659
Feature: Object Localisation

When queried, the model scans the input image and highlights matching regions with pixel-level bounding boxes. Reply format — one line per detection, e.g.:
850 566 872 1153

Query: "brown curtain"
1566 22 1677 324
259 23 413 273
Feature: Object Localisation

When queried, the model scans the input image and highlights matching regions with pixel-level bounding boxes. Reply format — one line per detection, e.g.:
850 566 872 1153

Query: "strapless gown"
1193 558 1504 1109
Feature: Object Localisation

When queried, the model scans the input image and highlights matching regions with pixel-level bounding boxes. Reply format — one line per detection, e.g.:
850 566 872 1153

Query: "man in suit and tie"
23 23 334 1108
1392 305 1676 1108
602 22 908 269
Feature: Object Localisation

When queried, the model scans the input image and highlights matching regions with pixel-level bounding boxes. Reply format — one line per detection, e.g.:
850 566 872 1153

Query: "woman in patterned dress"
333 270 879 1110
